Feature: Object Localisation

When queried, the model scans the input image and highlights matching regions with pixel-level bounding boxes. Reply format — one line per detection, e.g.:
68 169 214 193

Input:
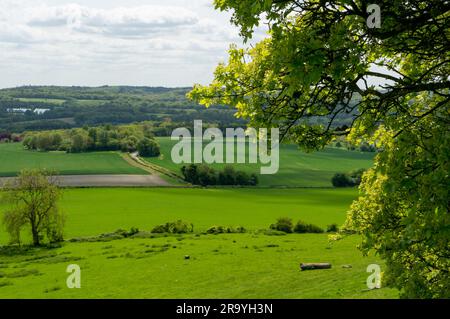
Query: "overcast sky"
0 0 266 89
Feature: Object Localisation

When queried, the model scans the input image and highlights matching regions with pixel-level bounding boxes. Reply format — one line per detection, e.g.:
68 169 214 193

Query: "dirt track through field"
0 175 170 187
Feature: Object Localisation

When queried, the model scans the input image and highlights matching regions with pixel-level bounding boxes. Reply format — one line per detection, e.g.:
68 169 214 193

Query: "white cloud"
27 4 201 37
0 0 267 88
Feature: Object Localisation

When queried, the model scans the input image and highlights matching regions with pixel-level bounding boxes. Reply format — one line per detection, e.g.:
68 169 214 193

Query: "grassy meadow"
0 188 398 299
0 138 396 299
0 143 145 177
0 233 398 299
0 187 357 242
144 137 375 187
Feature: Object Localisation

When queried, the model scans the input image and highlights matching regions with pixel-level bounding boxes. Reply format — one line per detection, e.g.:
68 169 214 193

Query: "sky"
0 0 266 89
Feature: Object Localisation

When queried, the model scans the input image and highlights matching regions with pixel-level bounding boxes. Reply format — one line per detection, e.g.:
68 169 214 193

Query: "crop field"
0 143 145 177
143 137 375 187
0 188 398 299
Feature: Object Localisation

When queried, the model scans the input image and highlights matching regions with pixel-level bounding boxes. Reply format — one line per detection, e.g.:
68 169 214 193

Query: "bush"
326 223 339 233
197 165 218 186
206 225 246 234
359 142 377 152
129 227 140 236
218 165 237 185
260 229 287 236
150 224 167 234
293 220 324 233
331 173 353 187
331 169 367 187
348 168 366 185
270 217 294 233
181 164 259 186
113 227 139 238
137 137 160 157
151 220 193 234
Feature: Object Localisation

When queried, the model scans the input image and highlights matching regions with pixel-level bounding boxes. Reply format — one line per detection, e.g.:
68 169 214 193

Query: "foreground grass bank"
0 233 398 298
0 188 399 298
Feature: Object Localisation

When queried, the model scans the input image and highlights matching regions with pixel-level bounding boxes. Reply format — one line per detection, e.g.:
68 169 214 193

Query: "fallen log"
300 263 332 271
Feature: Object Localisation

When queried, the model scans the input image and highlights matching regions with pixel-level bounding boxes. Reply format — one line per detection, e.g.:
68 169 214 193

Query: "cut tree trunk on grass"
300 263 332 271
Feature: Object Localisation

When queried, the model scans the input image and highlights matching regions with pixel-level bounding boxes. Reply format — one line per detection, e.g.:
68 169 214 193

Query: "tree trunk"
300 263 332 271
31 225 40 246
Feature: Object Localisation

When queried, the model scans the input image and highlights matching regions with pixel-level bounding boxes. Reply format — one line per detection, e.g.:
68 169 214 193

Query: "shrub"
293 220 324 233
260 229 287 236
270 217 294 233
151 220 193 234
129 227 140 236
197 165 217 186
137 137 160 157
331 169 367 187
181 164 259 186
326 223 339 233
218 165 237 185
348 168 366 185
206 225 246 234
331 173 353 187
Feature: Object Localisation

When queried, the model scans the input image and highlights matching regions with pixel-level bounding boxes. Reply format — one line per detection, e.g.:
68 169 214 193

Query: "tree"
189 1 449 298
218 165 236 185
121 135 139 153
137 138 160 157
1 170 65 246
70 134 87 153
331 173 352 187
36 133 53 151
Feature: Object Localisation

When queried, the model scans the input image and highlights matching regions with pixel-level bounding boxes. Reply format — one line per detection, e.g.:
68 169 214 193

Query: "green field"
0 188 398 298
0 143 145 176
0 234 398 298
0 188 357 242
144 137 375 187
0 140 396 299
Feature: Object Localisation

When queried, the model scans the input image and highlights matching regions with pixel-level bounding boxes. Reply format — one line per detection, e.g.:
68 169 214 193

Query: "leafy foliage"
151 220 194 234
331 169 366 187
181 164 258 186
269 217 294 233
189 0 450 298
137 137 161 157
0 86 246 133
23 124 161 155
293 220 324 234
1 169 65 246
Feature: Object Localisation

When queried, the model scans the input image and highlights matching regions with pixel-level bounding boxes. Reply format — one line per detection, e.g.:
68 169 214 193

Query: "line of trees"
181 164 259 186
22 124 160 157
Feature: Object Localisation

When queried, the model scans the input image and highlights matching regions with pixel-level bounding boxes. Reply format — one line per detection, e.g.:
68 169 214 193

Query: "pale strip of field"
0 174 170 187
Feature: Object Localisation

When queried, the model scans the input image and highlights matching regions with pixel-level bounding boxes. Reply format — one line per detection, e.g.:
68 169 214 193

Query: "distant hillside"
0 86 359 134
0 86 244 133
